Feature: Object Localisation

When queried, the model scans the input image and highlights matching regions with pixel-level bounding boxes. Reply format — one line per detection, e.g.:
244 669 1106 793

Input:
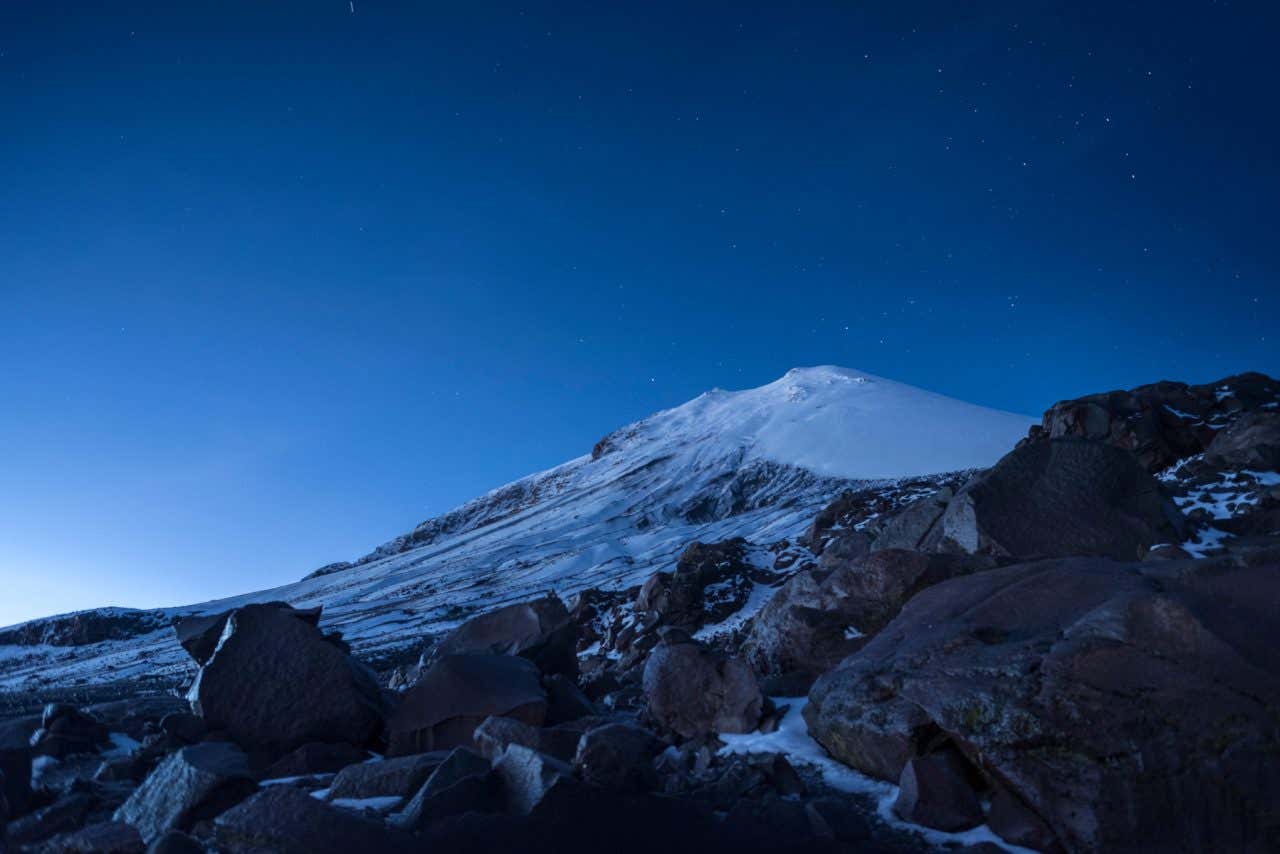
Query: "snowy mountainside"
0 366 1033 694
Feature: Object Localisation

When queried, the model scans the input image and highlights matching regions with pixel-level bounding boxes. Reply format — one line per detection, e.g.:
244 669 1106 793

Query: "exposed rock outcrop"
642 631 762 739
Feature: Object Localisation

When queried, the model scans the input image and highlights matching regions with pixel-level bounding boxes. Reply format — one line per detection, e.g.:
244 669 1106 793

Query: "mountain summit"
0 367 1032 691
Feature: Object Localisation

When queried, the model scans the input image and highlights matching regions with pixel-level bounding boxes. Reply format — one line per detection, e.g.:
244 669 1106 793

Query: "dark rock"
642 634 762 739
572 723 659 791
538 716 607 763
493 744 576 815
473 715 543 761
0 716 35 816
326 751 447 800
32 705 110 759
145 829 205 854
173 601 320 667
542 673 596 724
158 714 206 746
386 654 547 756
211 786 415 853
188 604 385 754
870 488 954 552
1206 411 1280 470
0 609 167 649
393 747 497 831
743 549 993 683
32 821 144 853
259 741 368 780
988 787 1062 853
919 438 1186 560
805 556 1280 851
434 594 578 679
112 742 255 843
1033 372 1280 472
892 750 984 832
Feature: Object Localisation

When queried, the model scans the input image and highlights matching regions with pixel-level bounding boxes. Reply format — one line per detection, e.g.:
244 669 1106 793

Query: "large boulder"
573 723 660 791
386 653 547 756
211 786 415 854
434 594 578 678
1205 411 1280 471
805 556 1280 852
28 821 144 853
642 632 762 739
918 438 1185 560
186 604 384 754
742 549 993 684
392 747 497 832
31 704 110 759
0 716 35 816
112 742 255 843
1033 371 1280 472
174 601 320 666
493 744 576 815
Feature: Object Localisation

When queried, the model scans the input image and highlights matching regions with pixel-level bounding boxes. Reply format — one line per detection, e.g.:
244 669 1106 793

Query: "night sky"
2 1 1277 625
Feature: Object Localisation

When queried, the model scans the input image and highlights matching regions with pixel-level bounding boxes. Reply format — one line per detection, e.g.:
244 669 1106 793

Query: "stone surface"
493 744 576 815
434 594 578 678
32 821 145 853
386 653 547 755
32 705 110 759
919 438 1186 560
0 715 35 816
326 751 447 800
260 742 369 780
112 742 255 843
212 786 415 854
805 555 1280 852
188 604 385 754
642 633 762 739
473 715 543 761
1205 411 1280 470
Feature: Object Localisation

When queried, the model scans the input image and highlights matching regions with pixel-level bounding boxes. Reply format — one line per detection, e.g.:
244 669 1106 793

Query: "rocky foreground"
1 372 1278 853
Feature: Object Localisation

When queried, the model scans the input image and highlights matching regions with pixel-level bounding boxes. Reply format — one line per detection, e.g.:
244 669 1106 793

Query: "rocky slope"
3 368 1277 854
0 366 1032 698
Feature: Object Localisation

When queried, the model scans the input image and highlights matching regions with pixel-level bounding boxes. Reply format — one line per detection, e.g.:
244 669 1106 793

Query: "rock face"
113 742 255 843
493 744 576 815
326 751 447 800
186 604 384 754
1205 411 1280 470
434 594 578 679
918 438 1186 560
0 717 34 816
742 549 993 683
892 750 984 832
805 555 1280 852
386 654 547 755
393 747 497 831
1032 371 1280 473
642 632 762 739
573 723 659 791
31 704 110 759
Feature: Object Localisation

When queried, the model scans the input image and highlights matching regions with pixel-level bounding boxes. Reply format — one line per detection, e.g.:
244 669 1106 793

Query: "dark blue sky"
2 1 1276 624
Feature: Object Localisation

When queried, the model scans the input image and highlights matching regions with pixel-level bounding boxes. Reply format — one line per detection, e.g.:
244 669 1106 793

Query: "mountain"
0 366 1033 696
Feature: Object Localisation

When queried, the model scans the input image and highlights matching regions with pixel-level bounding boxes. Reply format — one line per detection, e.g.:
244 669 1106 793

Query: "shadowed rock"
392 746 497 832
642 632 762 739
386 653 547 756
187 604 384 754
113 742 255 843
326 751 447 800
212 786 416 854
805 555 1280 852
434 594 578 679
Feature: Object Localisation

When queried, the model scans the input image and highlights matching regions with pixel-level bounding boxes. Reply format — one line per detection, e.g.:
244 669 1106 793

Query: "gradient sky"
2 1 1276 626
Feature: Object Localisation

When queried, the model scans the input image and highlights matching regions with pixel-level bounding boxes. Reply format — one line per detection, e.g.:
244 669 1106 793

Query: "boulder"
31 704 110 759
31 821 144 853
212 786 415 854
869 488 953 552
0 716 35 816
112 742 255 843
158 713 206 746
919 438 1186 560
393 747 498 831
572 723 659 791
642 632 762 739
543 673 596 724
892 750 984 832
5 793 98 848
1205 411 1280 470
326 751 447 800
386 654 547 756
805 556 1280 852
434 594 578 678
742 549 993 684
187 604 385 754
493 744 576 815
987 787 1061 853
